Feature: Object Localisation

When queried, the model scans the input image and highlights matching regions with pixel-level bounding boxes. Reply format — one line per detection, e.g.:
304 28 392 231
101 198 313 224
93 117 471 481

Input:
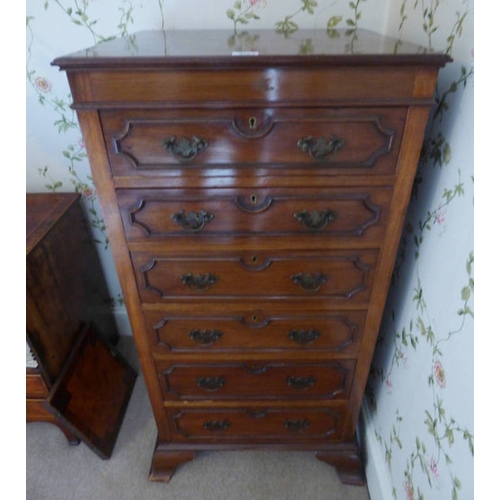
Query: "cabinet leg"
149 448 195 482
59 425 81 446
27 418 81 446
315 444 365 485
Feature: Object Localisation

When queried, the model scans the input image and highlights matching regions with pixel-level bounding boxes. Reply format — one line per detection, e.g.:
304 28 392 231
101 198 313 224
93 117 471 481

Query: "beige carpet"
26 339 371 500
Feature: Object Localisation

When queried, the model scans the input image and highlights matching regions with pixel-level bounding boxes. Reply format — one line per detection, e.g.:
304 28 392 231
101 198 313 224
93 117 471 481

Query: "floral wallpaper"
26 1 473 499
363 2 474 500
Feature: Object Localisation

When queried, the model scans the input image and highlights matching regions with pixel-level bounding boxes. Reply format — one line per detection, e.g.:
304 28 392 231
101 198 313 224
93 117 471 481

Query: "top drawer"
101 107 405 177
82 66 437 104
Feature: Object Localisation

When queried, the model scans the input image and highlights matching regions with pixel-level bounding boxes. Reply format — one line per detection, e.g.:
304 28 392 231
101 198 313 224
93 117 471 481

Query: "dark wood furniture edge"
26 192 81 255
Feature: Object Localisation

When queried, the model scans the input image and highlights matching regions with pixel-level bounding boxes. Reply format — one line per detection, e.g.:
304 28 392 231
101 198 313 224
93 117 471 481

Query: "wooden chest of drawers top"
53 29 447 105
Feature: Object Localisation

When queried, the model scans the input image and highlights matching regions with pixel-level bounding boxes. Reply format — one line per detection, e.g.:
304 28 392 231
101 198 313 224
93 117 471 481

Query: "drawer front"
157 360 354 401
143 309 366 355
132 250 377 303
87 67 424 104
117 187 392 241
168 406 347 442
26 371 48 398
102 108 405 176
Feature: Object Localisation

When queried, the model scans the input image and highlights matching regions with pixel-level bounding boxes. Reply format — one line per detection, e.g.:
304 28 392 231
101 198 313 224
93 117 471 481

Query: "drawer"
143 308 366 355
86 65 429 105
168 405 347 442
132 250 378 304
26 370 48 398
101 107 405 176
117 187 392 242
157 360 355 401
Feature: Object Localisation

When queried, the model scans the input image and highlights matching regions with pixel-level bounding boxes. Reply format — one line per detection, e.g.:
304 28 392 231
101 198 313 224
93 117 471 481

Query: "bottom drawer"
168 406 346 442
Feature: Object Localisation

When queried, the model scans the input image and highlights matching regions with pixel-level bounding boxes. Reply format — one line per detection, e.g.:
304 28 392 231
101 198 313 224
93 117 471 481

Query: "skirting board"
112 307 133 336
86 305 133 339
358 398 394 500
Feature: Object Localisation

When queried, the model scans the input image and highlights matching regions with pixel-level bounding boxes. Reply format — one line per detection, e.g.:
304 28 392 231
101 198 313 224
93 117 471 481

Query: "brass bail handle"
172 210 214 232
297 134 345 160
162 135 209 161
291 272 328 292
181 273 218 292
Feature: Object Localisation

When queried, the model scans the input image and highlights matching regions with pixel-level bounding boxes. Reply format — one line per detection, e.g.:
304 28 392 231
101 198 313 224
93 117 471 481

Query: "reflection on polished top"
52 29 449 68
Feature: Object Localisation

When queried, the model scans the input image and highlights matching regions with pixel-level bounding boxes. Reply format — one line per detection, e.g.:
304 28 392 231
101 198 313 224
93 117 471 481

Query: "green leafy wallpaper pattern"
25 2 473 499
364 2 474 500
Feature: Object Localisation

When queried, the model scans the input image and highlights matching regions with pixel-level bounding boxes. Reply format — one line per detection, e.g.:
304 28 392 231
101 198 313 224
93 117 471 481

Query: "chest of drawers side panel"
345 105 436 435
73 109 171 441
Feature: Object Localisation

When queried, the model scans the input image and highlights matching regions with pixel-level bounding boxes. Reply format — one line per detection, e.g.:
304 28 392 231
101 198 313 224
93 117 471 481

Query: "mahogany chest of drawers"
53 29 449 484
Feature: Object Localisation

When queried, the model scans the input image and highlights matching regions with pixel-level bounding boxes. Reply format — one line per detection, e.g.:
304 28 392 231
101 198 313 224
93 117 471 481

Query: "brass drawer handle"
189 329 223 346
181 273 217 292
204 420 230 431
172 210 214 232
291 272 328 292
162 135 209 161
293 209 336 231
297 134 345 160
196 376 226 391
286 376 316 390
287 329 321 345
284 419 311 432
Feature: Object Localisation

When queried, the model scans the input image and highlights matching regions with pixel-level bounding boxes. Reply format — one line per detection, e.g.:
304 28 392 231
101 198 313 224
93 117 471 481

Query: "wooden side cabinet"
26 192 137 458
53 29 450 482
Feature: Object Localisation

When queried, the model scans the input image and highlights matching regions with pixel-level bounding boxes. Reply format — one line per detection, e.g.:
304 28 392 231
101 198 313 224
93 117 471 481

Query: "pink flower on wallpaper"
35 76 52 93
430 455 440 479
249 0 262 5
435 204 446 225
385 377 393 389
81 186 95 199
434 360 446 388
78 139 86 150
401 350 408 366
404 480 414 500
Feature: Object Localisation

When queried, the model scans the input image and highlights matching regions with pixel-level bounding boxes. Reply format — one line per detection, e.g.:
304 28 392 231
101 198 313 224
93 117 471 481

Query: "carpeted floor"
26 338 371 500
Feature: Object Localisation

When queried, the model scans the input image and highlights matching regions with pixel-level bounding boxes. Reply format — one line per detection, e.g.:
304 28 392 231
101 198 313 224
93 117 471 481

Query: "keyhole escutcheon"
249 116 257 129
